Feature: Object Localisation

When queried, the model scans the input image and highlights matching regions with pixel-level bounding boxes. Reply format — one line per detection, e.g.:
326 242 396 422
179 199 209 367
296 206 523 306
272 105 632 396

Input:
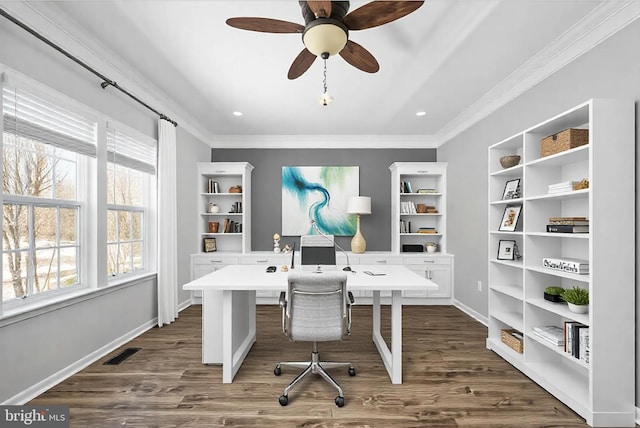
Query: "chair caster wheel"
274 366 281 376
335 396 345 407
279 395 288 406
348 367 356 376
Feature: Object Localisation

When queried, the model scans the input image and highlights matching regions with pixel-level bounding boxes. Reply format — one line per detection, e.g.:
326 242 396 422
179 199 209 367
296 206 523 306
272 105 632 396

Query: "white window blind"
2 85 97 157
107 124 157 175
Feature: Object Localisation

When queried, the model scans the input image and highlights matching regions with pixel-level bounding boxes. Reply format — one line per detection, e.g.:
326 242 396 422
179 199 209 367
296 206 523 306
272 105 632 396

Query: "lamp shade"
347 196 371 215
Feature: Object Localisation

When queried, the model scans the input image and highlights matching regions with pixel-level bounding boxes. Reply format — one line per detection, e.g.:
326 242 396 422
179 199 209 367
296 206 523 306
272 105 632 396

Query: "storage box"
540 128 589 157
501 329 523 353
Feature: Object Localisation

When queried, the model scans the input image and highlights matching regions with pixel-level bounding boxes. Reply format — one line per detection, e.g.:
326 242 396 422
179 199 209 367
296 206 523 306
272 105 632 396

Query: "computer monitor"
300 235 336 271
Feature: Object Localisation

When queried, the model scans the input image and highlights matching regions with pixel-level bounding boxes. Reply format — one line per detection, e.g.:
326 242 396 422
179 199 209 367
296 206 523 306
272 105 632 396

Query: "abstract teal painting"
282 166 358 236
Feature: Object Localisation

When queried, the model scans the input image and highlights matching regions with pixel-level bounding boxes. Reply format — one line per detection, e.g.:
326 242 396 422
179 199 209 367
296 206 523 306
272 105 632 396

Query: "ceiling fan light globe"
303 23 347 57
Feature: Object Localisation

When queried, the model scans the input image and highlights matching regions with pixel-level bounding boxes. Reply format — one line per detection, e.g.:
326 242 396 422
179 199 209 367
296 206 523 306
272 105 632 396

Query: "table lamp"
347 196 372 254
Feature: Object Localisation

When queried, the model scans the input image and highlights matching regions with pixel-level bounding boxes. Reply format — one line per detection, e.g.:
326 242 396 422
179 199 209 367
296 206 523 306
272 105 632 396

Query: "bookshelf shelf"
486 99 635 427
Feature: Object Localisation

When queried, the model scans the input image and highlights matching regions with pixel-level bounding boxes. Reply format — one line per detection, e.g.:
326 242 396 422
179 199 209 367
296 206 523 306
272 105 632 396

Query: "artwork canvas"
282 166 358 236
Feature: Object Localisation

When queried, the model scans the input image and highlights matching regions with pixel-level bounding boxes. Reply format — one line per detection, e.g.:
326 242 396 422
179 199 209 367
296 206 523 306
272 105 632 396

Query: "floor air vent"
103 347 141 365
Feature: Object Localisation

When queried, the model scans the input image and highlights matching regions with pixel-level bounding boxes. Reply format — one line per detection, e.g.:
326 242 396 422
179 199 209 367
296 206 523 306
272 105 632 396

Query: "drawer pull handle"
210 260 223 263
423 260 435 263
376 260 388 264
256 259 268 263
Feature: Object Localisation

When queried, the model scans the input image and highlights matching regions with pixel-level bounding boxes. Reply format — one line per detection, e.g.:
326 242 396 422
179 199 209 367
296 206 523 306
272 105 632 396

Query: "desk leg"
221 290 257 383
371 290 403 384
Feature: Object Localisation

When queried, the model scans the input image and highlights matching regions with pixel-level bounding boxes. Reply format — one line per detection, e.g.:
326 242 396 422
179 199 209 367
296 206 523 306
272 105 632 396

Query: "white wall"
0 15 209 402
439 18 640 405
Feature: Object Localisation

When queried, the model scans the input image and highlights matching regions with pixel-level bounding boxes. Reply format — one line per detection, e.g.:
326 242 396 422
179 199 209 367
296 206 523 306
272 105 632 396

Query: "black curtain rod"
0 7 177 127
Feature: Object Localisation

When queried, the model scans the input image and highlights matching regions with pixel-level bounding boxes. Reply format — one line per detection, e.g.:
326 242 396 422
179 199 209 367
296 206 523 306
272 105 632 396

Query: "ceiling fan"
226 1 425 80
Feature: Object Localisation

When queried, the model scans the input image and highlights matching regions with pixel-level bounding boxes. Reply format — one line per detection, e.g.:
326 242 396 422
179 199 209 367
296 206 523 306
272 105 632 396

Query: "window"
106 125 156 279
2 82 96 304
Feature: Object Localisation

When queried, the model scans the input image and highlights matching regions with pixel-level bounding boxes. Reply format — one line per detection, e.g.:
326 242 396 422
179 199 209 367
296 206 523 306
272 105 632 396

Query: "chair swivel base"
274 350 355 407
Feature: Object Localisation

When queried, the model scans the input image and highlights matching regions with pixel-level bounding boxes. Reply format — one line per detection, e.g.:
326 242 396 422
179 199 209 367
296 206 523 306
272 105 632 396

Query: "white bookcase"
390 162 448 253
486 99 635 427
197 162 253 253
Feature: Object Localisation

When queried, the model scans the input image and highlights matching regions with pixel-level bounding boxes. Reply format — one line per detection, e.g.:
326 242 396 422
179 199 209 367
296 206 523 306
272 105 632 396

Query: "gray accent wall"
437 19 640 407
211 149 436 251
0 19 209 402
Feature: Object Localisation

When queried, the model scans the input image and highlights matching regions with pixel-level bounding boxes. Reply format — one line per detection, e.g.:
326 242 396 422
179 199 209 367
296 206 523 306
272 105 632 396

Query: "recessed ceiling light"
233 111 243 116
416 111 426 117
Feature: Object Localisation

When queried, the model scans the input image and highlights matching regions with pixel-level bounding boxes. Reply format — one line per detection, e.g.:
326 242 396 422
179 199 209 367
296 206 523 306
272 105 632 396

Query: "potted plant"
543 286 564 303
560 286 589 314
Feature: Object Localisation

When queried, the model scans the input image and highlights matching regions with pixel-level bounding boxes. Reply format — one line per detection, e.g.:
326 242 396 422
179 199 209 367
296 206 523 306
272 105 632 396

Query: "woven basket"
541 128 589 157
501 329 523 353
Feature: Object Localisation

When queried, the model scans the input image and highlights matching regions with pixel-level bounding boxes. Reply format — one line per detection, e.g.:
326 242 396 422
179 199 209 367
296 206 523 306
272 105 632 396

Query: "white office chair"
274 272 355 407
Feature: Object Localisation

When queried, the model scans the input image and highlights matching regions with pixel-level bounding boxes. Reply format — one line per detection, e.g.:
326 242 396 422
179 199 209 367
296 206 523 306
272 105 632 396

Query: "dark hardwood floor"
30 304 593 427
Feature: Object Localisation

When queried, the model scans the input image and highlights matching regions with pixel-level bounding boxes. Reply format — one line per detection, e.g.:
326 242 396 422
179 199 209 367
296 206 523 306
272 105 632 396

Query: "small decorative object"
208 202 220 213
499 205 522 232
273 233 281 253
208 221 219 233
425 242 437 253
203 237 217 252
560 286 589 313
229 204 237 213
497 240 516 260
282 244 292 253
280 265 289 272
229 185 242 193
544 286 565 303
499 155 521 169
502 179 521 200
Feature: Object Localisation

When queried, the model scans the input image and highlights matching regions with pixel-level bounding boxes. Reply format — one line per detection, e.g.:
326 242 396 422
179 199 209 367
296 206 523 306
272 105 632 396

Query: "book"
542 257 589 274
572 324 588 359
579 327 590 364
548 219 589 226
546 224 589 233
533 326 564 346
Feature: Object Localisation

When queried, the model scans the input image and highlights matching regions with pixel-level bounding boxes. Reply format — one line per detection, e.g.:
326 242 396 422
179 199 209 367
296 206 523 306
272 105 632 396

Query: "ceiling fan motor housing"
300 1 350 57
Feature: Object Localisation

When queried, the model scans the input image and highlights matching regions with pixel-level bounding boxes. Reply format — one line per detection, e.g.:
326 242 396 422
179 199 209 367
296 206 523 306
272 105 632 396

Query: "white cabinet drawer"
191 255 239 266
357 255 403 265
239 254 290 265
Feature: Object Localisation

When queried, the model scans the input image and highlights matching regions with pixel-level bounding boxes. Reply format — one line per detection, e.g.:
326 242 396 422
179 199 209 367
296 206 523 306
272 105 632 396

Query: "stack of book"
548 181 583 194
564 322 589 363
222 219 242 233
424 206 438 213
401 181 413 193
542 257 589 275
417 188 438 194
401 201 417 214
546 217 589 233
532 325 564 346
418 227 437 234
400 220 411 233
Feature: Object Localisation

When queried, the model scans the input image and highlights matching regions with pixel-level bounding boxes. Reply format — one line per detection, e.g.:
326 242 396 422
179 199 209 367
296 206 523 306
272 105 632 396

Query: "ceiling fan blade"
339 40 380 73
226 17 304 33
288 49 317 80
306 1 332 18
343 1 425 30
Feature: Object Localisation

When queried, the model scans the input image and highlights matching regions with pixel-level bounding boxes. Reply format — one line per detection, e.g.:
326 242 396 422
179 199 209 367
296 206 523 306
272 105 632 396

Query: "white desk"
183 264 437 384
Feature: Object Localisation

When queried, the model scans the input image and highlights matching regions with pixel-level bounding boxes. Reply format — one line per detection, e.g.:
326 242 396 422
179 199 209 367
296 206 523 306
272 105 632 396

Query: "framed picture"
203 237 217 252
499 205 522 232
497 240 516 260
502 178 521 200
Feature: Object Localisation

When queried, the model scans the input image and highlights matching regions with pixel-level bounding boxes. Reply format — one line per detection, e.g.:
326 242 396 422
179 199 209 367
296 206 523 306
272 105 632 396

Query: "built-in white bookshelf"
487 99 635 427
197 162 253 253
390 162 447 254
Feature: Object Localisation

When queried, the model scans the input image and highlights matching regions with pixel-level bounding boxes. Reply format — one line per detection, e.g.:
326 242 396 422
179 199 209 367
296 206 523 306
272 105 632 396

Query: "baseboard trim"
452 298 488 326
6 302 193 405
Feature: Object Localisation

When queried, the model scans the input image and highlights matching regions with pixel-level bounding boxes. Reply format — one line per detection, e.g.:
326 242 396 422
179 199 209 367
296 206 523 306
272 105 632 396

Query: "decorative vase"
567 303 588 314
425 243 437 253
208 202 220 213
351 214 366 254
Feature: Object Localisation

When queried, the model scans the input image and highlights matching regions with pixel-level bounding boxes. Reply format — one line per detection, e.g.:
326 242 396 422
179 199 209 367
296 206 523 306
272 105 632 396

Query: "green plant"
560 286 589 305
544 286 564 296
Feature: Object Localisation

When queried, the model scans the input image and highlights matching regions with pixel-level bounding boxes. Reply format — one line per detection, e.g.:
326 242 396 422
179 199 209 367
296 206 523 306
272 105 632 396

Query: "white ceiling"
12 1 639 147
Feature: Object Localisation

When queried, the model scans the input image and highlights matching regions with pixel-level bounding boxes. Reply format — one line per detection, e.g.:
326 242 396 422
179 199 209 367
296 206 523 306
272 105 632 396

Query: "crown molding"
435 0 640 147
0 0 211 144
210 134 437 149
